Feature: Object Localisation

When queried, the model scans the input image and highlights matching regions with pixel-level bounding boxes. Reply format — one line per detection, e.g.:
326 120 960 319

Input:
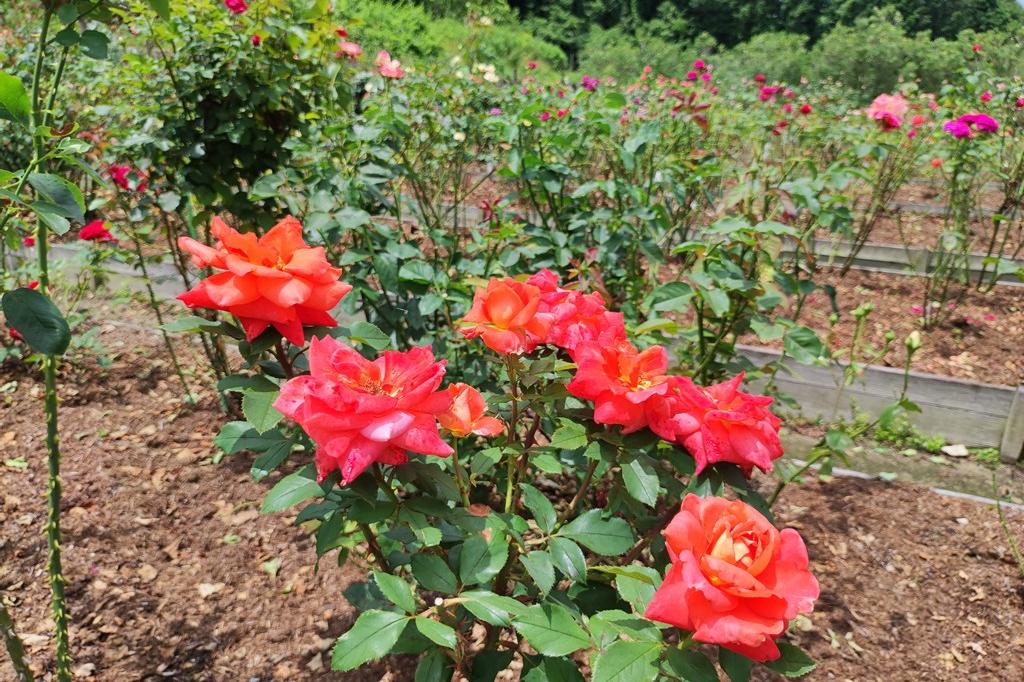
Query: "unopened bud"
905 331 922 352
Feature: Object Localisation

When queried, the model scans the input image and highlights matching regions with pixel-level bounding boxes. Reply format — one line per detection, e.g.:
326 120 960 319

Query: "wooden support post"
1000 385 1024 463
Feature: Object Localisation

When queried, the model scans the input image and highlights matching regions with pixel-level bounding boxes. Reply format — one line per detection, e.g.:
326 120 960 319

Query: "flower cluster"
645 494 819 661
461 272 784 476
943 112 999 139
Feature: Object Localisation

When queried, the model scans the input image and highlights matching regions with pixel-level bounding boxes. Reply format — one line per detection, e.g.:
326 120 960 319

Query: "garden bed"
736 269 1024 387
2 302 1022 681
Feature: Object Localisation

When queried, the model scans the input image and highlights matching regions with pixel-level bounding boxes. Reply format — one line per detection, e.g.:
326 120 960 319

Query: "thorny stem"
273 340 294 379
557 459 599 526
451 439 471 507
0 599 34 682
503 357 521 514
30 7 72 681
358 523 390 572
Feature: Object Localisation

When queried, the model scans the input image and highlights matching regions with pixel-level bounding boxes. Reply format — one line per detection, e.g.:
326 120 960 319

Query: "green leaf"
825 429 854 453
621 456 660 508
520 551 555 595
2 288 70 355
157 191 181 212
470 650 514 682
699 287 730 316
414 617 457 648
548 537 587 583
512 603 589 657
411 554 458 594
718 648 753 682
458 590 526 627
663 649 718 682
250 441 292 482
764 643 816 677
548 419 588 451
592 640 661 682
27 173 84 222
261 465 324 513
146 0 171 21
331 610 408 671
398 259 435 284
459 533 509 585
349 321 391 350
520 483 556 532
373 571 416 614
213 421 284 454
29 202 70 235
0 71 29 125
557 510 635 556
79 30 109 59
523 657 585 682
241 387 283 434
418 293 444 315
613 566 662 614
783 326 826 364
415 649 452 682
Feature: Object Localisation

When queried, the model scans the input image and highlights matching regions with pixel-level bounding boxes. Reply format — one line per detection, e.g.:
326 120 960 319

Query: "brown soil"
3 302 1023 681
738 269 1024 386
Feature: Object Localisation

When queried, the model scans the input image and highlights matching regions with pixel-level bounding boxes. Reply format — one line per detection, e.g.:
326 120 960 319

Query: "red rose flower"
567 340 671 433
176 216 352 346
79 219 115 242
274 337 453 484
645 495 819 662
658 374 783 476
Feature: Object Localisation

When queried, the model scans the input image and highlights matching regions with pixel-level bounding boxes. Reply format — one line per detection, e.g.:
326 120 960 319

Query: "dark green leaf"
663 649 718 682
458 590 526 627
470 650 514 682
2 288 70 355
349 321 391 350
520 483 556 532
146 0 171 21
261 465 324 513
330 610 408 671
28 173 84 222
520 551 555 595
548 419 588 451
621 456 660 508
591 640 661 682
373 571 416 614
459 533 508 585
414 617 457 648
718 648 753 682
512 603 589 657
557 510 634 556
764 643 816 677
411 554 458 594
783 326 826 364
241 387 283 434
522 657 585 682
79 30 109 59
548 537 587 583
415 649 452 682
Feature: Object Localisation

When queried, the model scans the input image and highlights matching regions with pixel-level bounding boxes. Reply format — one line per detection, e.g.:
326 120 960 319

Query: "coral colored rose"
931 158 942 168
460 277 551 355
657 374 783 476
911 114 927 126
79 219 115 242
644 494 819 662
176 216 352 346
567 341 671 433
525 270 626 354
336 41 362 60
438 383 504 438
866 93 909 130
275 337 453 484
223 0 247 14
376 50 404 78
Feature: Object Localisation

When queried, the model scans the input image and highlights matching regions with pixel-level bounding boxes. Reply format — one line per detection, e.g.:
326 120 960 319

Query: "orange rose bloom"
438 383 504 437
177 216 352 346
645 495 819 662
460 277 551 355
